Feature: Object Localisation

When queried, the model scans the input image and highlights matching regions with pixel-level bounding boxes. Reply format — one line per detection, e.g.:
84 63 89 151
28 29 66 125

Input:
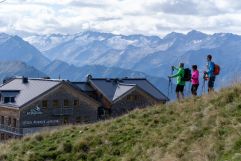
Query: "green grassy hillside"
0 85 241 161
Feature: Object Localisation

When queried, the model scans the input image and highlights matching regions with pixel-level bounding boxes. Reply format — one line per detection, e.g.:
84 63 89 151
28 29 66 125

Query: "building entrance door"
63 117 69 124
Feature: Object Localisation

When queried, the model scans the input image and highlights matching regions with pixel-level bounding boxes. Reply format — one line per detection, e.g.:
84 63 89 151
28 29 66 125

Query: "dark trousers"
191 84 199 96
208 76 216 88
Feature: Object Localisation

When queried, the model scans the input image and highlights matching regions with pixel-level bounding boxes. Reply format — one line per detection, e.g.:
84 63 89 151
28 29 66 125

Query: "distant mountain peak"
213 32 240 39
163 32 185 40
51 59 69 66
0 33 12 43
0 32 10 37
0 61 47 81
81 31 113 38
186 30 208 40
0 33 50 70
187 30 204 35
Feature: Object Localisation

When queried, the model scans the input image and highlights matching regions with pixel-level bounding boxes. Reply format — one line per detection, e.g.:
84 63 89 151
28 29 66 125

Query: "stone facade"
0 107 20 140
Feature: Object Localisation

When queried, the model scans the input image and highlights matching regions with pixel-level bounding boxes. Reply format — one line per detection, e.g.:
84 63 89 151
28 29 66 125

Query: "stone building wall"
0 107 20 140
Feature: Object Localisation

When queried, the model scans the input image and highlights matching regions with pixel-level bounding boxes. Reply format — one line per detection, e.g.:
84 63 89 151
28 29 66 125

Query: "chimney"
22 76 28 84
43 76 51 79
113 78 120 84
87 74 93 82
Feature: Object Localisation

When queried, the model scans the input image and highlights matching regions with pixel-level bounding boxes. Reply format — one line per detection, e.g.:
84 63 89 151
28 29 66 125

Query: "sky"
1 0 241 36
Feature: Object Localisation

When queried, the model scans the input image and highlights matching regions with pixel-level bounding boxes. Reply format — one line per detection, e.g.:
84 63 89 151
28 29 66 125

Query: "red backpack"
213 64 220 75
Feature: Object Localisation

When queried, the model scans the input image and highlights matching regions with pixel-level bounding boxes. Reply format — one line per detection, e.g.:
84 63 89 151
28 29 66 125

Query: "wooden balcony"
0 124 23 136
52 107 74 116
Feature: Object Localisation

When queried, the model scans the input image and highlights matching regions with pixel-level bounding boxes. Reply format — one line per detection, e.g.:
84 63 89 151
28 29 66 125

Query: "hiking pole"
170 67 174 94
202 79 205 94
202 73 207 94
188 81 191 96
168 77 171 97
168 67 174 97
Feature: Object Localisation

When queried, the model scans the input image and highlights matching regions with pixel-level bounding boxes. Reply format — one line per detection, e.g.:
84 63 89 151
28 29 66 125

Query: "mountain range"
43 60 174 98
0 61 46 82
0 33 49 70
0 32 177 98
0 30 241 99
25 30 241 88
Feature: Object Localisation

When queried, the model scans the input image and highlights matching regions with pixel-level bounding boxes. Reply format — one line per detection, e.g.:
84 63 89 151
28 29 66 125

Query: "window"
4 97 10 103
4 97 15 103
8 117 11 126
10 97 15 103
42 100 48 108
53 100 59 107
1 116 4 124
127 95 136 101
134 95 139 100
64 100 69 107
127 95 131 100
13 118 17 127
74 100 79 106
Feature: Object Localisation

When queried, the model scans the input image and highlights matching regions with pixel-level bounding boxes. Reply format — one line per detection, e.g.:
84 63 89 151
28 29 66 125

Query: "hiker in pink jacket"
191 65 199 96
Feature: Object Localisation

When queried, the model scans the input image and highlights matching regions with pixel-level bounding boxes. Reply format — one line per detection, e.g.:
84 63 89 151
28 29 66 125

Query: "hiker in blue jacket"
205 54 215 92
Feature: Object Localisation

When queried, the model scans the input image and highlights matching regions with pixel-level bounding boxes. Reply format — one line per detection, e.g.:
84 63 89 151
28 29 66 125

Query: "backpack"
181 68 191 81
213 64 220 75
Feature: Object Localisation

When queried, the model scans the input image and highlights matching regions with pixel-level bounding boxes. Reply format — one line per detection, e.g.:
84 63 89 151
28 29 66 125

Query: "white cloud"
0 0 241 36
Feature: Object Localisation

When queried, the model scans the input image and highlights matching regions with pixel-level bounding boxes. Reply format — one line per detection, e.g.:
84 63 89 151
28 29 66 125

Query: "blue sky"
1 0 241 36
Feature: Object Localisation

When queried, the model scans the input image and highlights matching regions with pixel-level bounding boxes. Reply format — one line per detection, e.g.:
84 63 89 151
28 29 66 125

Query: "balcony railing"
0 124 23 136
52 107 74 116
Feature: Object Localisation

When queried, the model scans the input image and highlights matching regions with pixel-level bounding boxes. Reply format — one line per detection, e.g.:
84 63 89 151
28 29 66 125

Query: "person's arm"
172 66 178 70
207 62 214 75
170 69 181 78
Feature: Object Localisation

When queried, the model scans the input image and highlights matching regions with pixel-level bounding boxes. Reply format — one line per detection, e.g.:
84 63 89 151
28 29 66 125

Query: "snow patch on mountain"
22 30 241 89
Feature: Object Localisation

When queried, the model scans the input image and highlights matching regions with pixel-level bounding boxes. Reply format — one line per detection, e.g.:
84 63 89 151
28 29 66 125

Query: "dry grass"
0 84 240 161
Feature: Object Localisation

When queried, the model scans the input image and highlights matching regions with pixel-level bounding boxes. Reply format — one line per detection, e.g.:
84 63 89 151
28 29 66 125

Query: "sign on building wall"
23 120 59 126
26 106 43 115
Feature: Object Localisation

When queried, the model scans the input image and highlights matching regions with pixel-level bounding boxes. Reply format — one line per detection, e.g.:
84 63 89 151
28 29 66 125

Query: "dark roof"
71 82 95 92
88 78 169 102
120 78 169 101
